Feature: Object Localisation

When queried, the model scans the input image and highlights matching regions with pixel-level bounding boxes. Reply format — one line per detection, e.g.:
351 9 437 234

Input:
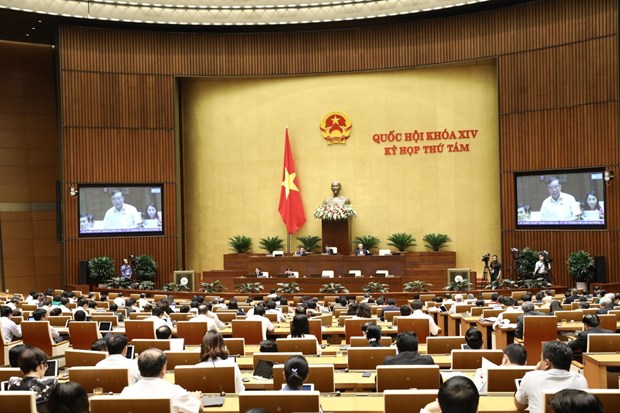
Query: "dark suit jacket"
568 326 613 356
515 311 546 339
380 305 400 321
354 248 370 256
384 351 435 365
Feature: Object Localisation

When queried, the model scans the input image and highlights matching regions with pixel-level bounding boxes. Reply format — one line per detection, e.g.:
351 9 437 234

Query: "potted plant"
386 232 416 252
162 282 189 292
362 282 389 293
133 255 157 282
319 283 349 293
353 235 381 251
567 250 596 291
403 280 433 292
136 280 155 290
514 248 539 280
200 280 227 293
88 256 114 287
259 236 285 254
296 235 322 252
277 282 301 294
422 233 452 251
444 275 472 291
107 277 130 289
235 282 264 294
485 279 516 290
228 235 252 253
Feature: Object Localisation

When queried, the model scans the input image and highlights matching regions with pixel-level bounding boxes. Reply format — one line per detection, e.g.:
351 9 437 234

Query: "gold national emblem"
320 112 352 145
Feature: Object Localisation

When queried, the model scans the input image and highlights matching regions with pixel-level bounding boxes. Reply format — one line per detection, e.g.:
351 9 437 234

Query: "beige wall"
182 61 500 273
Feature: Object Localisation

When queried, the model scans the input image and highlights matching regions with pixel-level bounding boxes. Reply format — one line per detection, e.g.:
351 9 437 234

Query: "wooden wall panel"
58 0 619 286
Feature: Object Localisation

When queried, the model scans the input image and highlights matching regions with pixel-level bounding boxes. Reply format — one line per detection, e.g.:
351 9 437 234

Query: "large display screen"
515 169 606 229
78 184 163 237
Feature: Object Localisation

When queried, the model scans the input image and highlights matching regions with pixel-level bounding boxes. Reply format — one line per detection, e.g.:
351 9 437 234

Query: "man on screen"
539 178 580 221
103 189 142 229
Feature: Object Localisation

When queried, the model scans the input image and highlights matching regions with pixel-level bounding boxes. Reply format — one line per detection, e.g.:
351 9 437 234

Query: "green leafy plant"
422 233 452 251
133 255 157 281
107 277 130 289
296 235 322 252
567 250 596 283
200 280 227 293
514 248 539 279
444 275 472 291
277 282 301 294
137 280 155 290
88 256 115 284
485 279 516 289
386 232 416 252
228 235 252 253
162 282 189 292
353 235 381 251
319 283 349 293
259 236 285 254
362 282 389 293
403 280 433 292
516 277 551 289
235 282 264 293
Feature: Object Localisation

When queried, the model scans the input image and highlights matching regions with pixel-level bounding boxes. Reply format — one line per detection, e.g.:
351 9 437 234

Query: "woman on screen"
582 190 604 219
142 202 161 227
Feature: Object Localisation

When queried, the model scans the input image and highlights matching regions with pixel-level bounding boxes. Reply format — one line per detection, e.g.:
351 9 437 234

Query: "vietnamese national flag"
278 129 306 234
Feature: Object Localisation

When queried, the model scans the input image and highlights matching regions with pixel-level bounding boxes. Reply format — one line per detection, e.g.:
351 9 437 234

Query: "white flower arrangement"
313 203 357 221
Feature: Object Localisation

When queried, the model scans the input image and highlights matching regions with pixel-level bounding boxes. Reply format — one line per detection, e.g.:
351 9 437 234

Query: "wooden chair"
48 315 72 327
383 311 401 323
311 313 332 327
344 318 377 344
20 304 37 311
273 363 335 392
395 317 431 343
153 294 167 302
334 308 349 318
175 365 236 393
522 315 557 365
451 349 504 369
20 321 70 357
95 301 110 310
554 310 582 322
350 336 392 347
419 294 436 302
587 333 620 352
129 339 171 354
308 318 323 345
170 312 192 322
65 349 108 367
239 391 320 413
223 338 245 356
215 312 238 323
252 352 302 369
377 365 441 391
0 391 37 413
0 367 21 381
124 320 155 340
426 336 466 354
486 366 535 392
347 347 396 370
338 315 354 327
482 308 504 318
501 311 522 323
90 396 171 413
231 320 264 345
128 312 152 320
91 314 118 327
276 338 319 355
163 350 201 369
543 389 620 413
176 321 209 346
0 336 23 366
384 389 438 413
470 307 490 317
598 314 617 331
511 291 527 301
68 366 129 393
68 321 100 350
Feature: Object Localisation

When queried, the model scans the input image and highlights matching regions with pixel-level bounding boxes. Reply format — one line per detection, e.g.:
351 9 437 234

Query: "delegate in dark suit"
515 303 546 339
384 351 435 365
568 314 613 361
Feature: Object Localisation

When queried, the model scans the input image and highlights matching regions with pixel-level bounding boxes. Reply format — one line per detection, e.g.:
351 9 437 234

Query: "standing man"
539 177 580 221
120 258 133 280
533 253 550 280
103 189 141 229
490 255 502 282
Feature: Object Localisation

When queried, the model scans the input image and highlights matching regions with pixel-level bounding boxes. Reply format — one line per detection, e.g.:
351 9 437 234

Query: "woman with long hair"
287 314 321 355
197 330 245 392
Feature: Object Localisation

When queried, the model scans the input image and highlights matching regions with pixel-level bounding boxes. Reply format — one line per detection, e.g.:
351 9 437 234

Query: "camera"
481 253 490 264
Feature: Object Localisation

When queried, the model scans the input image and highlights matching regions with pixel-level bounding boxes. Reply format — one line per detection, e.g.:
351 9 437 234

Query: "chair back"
543 390 620 413
395 317 430 343
350 336 392 347
426 336 466 354
486 366 534 392
68 321 100 350
482 308 504 318
0 367 21 382
587 333 620 352
344 318 377 344
176 321 209 346
170 313 192 322
223 338 245 356
239 391 320 413
48 315 72 327
215 312 238 323
347 347 396 370
129 339 172 354
231 320 264 345
383 311 400 323
311 313 332 327
265 312 279 322
597 314 617 331
0 391 37 413
90 396 171 413
0 339 23 366
124 320 155 340
175 365 236 393
523 315 557 365
273 363 335 392
501 311 521 323
451 349 504 369
511 291 527 301
276 338 319 355
384 389 438 413
68 366 129 393
376 365 441 392
163 350 201 369
554 310 582 322
91 315 118 327
20 321 54 355
252 352 302 369
65 349 108 367
128 312 152 320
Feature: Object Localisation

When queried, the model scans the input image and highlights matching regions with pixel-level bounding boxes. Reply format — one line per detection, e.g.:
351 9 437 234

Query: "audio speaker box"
595 256 606 283
79 260 90 284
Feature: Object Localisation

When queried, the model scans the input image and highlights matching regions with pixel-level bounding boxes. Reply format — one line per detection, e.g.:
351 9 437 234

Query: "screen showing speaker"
78 184 164 237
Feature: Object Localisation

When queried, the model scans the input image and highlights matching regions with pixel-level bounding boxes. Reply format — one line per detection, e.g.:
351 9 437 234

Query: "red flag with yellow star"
278 129 306 234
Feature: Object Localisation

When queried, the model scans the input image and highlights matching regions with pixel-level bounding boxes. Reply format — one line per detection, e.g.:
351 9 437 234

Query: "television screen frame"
515 168 607 230
78 183 164 238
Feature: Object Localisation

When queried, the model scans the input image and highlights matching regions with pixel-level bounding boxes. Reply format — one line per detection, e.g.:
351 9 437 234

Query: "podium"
321 219 352 255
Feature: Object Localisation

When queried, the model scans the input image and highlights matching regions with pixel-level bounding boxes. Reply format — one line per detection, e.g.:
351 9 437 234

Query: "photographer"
490 255 502 282
533 253 551 280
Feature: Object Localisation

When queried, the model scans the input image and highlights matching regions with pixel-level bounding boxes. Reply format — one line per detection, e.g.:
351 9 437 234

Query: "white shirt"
114 297 126 309
96 354 141 384
1 317 22 343
515 368 588 413
121 377 201 413
540 193 579 221
146 315 173 330
196 357 245 393
188 314 218 331
411 309 440 336
103 203 141 229
266 309 286 323
245 315 274 340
